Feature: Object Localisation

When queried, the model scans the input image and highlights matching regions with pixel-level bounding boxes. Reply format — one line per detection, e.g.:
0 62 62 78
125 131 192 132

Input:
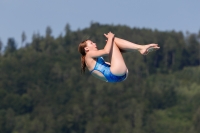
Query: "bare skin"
84 32 160 81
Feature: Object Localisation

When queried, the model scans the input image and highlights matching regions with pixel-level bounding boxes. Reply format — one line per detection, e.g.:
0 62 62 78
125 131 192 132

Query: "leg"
109 41 128 76
114 37 159 55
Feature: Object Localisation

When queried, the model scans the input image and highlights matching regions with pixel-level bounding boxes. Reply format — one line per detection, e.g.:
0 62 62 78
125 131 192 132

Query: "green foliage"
0 23 200 133
5 38 17 55
0 39 3 54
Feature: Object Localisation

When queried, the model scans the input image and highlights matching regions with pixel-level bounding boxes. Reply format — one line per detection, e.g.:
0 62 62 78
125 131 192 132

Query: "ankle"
137 45 143 51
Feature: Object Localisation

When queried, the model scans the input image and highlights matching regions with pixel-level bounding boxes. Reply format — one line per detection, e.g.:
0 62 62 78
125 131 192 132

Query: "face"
85 40 98 52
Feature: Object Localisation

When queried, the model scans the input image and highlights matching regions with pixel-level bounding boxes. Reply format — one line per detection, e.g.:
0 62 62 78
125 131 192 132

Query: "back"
85 56 108 82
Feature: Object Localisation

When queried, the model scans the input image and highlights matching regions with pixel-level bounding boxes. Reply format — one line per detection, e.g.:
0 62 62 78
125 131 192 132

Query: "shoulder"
85 55 97 70
85 54 94 60
85 54 97 64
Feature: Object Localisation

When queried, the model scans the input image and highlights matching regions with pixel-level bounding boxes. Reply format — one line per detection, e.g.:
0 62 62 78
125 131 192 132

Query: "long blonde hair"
78 40 88 73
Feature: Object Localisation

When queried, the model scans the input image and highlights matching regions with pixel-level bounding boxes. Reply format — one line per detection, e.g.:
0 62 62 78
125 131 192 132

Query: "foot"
139 44 160 55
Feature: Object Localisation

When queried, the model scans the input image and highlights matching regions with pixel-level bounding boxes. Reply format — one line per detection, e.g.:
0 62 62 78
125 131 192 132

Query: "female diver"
78 32 160 83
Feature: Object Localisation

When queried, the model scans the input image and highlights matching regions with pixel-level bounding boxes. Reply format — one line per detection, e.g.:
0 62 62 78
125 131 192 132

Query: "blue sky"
0 0 199 47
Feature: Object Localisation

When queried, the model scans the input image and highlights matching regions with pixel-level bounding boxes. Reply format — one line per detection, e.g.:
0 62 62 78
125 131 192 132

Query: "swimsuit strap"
90 69 95 74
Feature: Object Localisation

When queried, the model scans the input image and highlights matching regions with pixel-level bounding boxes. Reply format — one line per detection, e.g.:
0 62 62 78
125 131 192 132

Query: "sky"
0 0 199 47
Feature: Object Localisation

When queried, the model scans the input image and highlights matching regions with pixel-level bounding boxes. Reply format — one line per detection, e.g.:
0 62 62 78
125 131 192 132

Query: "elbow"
104 49 110 55
103 48 110 55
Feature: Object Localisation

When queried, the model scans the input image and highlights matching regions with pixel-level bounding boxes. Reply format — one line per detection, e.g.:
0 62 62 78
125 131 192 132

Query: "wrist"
108 37 114 41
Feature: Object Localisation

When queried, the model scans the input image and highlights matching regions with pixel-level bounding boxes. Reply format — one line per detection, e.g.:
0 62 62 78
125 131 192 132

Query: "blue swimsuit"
90 57 127 83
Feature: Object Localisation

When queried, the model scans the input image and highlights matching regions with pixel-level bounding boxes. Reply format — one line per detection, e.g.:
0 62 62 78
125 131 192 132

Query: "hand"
104 32 115 40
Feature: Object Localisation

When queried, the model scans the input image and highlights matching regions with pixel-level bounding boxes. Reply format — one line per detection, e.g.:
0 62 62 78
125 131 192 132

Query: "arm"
87 32 115 58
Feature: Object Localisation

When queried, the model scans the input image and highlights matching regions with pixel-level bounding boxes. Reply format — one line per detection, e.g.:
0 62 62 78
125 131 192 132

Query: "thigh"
109 42 127 76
